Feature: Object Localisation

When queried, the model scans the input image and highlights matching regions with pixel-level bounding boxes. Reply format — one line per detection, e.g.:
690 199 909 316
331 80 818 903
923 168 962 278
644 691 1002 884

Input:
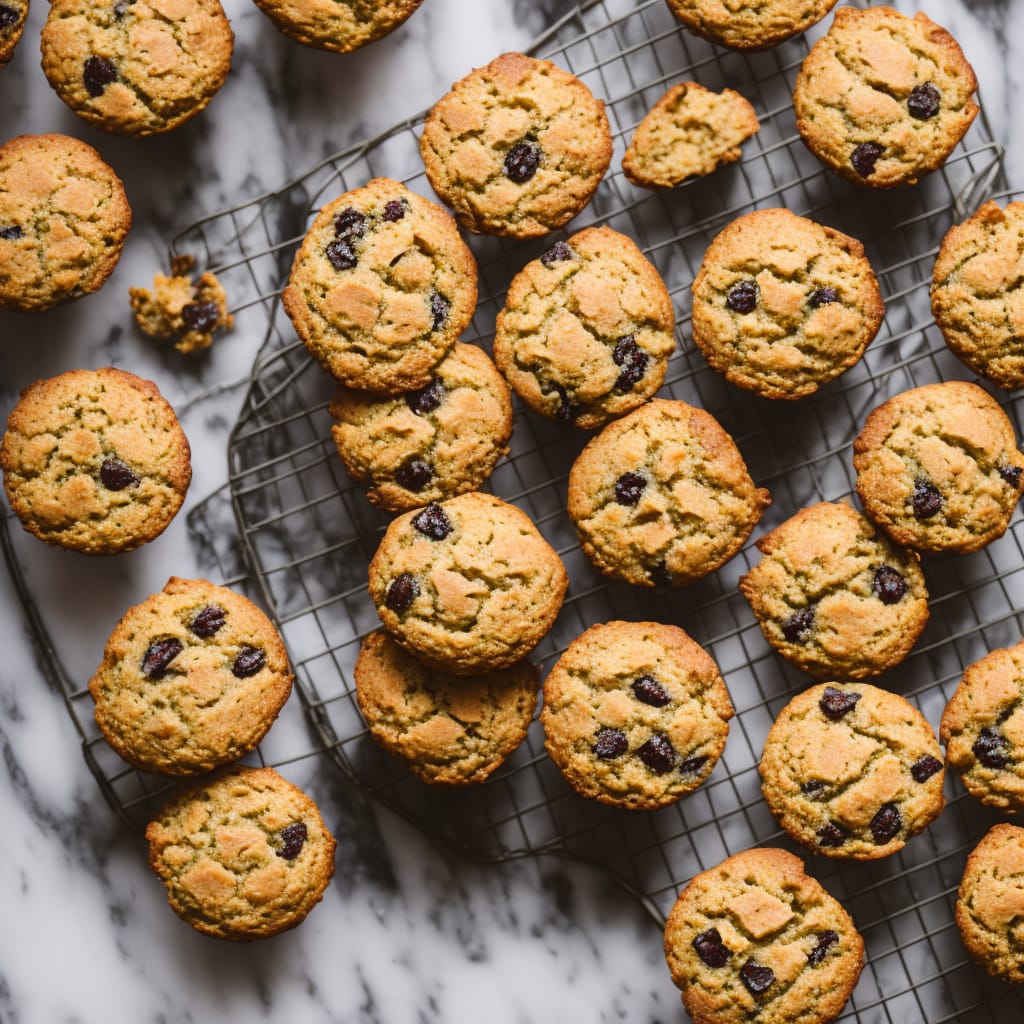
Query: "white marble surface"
1 1 1022 1022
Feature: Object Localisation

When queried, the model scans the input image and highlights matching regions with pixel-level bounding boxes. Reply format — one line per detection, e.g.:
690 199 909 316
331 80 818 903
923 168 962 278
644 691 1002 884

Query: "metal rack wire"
6 0 1024 1020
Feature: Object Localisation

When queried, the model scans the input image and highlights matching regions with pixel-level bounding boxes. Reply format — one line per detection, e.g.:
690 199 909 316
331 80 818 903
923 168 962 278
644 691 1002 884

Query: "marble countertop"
2 1 1023 1022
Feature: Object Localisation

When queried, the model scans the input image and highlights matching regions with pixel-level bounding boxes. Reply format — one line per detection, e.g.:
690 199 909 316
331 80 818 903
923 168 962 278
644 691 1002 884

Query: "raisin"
504 140 542 183
412 502 452 540
632 675 670 707
648 560 672 587
232 645 266 677
693 928 731 968
594 728 628 759
0 4 17 27
973 727 1008 769
181 301 220 333
873 565 907 605
739 961 774 995
817 822 848 848
0 224 21 240
911 755 943 783
386 573 419 612
334 207 367 239
679 755 708 775
612 335 648 394
614 472 647 506
807 931 839 966
820 686 861 720
870 803 902 843
999 465 1023 488
540 241 574 265
801 780 825 797
851 142 884 178
99 457 138 491
908 83 941 120
429 291 450 332
325 239 358 270
781 607 814 643
142 637 183 679
541 381 576 422
808 286 838 307
382 199 406 222
726 280 758 314
277 822 307 860
637 733 676 774
395 458 433 492
190 605 226 638
84 56 117 97
113 0 133 18
912 479 943 519
406 378 445 415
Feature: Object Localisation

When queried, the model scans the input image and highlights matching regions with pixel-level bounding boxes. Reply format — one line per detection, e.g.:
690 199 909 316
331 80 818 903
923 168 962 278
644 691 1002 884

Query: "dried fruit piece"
0 5 18 26
808 286 838 307
541 381 576 422
541 241 574 265
181 301 220 333
908 83 941 120
973 727 1008 769
726 280 758 313
807 930 839 966
405 378 445 415
801 780 825 797
693 928 731 968
782 607 814 642
142 637 183 679
817 821 848 847
912 479 943 519
504 140 542 182
637 733 676 774
998 465 1023 488
679 755 708 775
190 604 226 638
851 142 884 177
739 960 774 995
386 573 419 611
99 457 138 491
594 727 628 759
612 335 648 394
870 802 902 843
277 822 307 860
334 207 367 239
0 225 22 240
325 239 358 270
412 502 453 540
382 199 406 222
394 458 433 492
429 291 450 332
84 56 117 97
632 675 670 707
232 645 266 677
820 686 861 720
614 472 647 506
911 754 942 783
873 565 907 604
648 560 672 587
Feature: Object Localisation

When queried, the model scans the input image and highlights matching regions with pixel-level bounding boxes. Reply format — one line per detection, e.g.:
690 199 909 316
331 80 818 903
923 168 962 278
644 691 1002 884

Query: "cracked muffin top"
567 398 770 588
794 6 978 188
40 0 234 137
665 0 839 51
852 381 1024 553
664 847 863 1024
419 51 613 238
367 491 568 675
146 766 336 941
931 200 1024 390
354 630 538 785
89 576 293 776
541 620 734 811
739 501 929 680
0 133 131 312
690 208 884 400
941 638 1024 815
283 177 478 392
1 367 191 554
759 682 945 860
250 0 422 54
493 226 675 430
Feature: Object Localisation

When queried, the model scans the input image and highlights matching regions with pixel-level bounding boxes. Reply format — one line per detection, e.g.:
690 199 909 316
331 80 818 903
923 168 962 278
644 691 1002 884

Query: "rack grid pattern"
7 1 1024 1021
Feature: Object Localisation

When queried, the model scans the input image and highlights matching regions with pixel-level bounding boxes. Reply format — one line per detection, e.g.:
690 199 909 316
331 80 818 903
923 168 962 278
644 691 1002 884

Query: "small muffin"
251 0 422 54
493 227 675 429
367 492 568 675
690 208 884 400
0 0 28 65
40 0 234 137
760 682 945 860
419 52 613 238
956 823 1024 985
853 381 1024 554
145 766 336 941
1 367 191 554
622 82 760 189
541 620 734 811
353 630 538 785
940 639 1024 814
0 133 131 312
282 177 478 391
329 342 512 511
567 398 770 588
664 0 839 51
130 254 233 354
663 847 863 1024
738 502 928 680
794 6 979 188
931 200 1024 389
89 577 293 776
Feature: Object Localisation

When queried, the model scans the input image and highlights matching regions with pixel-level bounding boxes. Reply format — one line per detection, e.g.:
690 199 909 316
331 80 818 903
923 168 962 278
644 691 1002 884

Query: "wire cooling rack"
6 0 1024 1021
